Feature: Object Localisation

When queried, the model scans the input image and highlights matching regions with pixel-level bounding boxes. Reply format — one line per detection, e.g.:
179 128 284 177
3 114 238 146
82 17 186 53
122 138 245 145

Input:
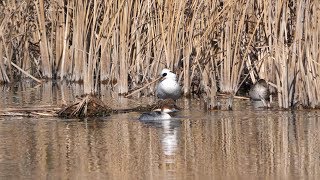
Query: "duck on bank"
156 69 181 100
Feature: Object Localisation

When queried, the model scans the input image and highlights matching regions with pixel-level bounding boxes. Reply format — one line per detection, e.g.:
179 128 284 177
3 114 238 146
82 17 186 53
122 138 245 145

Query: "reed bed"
0 0 320 109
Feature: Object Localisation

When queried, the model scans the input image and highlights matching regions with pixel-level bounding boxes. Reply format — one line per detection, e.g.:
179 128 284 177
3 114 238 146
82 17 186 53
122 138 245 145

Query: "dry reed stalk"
201 64 214 108
290 1 302 108
218 1 248 96
54 0 64 73
159 1 183 70
99 0 126 88
128 1 147 89
58 0 69 79
85 1 97 94
36 0 52 78
230 1 249 93
308 4 320 107
297 0 320 108
100 39 111 82
182 1 199 96
98 2 112 82
71 0 85 82
259 0 285 108
0 38 10 83
118 1 130 94
236 11 264 91
22 37 31 78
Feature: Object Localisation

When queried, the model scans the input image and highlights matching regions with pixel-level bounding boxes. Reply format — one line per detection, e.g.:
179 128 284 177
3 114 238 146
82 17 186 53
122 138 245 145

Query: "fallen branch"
11 61 42 83
217 93 250 100
124 77 161 98
0 106 61 112
0 107 58 117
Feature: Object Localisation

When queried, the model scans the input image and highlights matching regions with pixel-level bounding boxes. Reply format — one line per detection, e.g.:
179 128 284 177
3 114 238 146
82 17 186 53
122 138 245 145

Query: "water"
0 82 319 179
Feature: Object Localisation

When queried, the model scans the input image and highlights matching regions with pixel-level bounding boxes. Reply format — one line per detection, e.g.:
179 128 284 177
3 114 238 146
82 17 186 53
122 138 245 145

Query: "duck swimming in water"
249 79 270 101
139 100 179 121
156 69 181 100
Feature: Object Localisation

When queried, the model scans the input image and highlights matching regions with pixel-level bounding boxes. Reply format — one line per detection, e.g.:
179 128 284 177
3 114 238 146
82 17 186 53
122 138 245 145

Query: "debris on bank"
0 95 179 118
57 94 112 118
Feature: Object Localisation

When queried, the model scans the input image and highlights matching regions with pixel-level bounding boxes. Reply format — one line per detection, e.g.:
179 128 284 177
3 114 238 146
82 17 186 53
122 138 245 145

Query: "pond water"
0 82 319 179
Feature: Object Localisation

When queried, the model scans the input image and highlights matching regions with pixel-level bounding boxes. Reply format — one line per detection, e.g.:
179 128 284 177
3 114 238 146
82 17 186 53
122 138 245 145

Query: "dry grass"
0 0 320 109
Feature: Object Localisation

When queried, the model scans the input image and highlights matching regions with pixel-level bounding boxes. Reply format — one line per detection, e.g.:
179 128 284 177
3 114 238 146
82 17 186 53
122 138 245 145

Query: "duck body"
249 79 270 101
139 111 172 121
156 69 181 100
139 100 179 121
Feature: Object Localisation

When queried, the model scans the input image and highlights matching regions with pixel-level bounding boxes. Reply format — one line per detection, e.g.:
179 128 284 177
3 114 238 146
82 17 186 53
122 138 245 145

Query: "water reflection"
137 119 181 179
140 119 180 159
0 83 320 179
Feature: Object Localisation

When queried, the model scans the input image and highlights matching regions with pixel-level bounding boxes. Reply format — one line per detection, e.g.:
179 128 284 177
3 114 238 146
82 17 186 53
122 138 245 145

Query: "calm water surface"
0 82 319 179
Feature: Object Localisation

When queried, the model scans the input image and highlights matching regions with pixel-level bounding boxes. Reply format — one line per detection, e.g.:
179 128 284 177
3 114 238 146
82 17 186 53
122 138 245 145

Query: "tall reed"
0 0 320 108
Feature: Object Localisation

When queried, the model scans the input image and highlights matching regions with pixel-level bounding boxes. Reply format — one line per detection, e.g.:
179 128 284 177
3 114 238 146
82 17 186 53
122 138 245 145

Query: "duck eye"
162 73 167 77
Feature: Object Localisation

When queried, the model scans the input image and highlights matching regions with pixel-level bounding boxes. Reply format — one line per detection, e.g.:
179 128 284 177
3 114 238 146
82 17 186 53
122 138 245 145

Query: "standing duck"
156 69 181 100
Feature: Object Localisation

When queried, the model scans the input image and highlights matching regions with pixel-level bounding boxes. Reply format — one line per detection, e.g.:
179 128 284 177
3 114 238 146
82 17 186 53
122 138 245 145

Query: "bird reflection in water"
139 119 181 167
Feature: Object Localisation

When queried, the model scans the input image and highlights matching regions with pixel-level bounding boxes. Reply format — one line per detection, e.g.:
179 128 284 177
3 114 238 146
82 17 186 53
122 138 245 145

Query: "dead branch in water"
0 106 59 117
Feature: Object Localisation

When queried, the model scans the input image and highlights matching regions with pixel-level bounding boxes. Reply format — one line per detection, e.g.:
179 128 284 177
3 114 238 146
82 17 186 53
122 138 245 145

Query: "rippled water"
0 82 319 179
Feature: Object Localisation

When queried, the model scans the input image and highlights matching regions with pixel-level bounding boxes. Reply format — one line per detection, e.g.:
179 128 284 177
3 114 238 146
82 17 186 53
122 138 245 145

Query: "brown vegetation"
0 0 319 109
57 94 112 118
